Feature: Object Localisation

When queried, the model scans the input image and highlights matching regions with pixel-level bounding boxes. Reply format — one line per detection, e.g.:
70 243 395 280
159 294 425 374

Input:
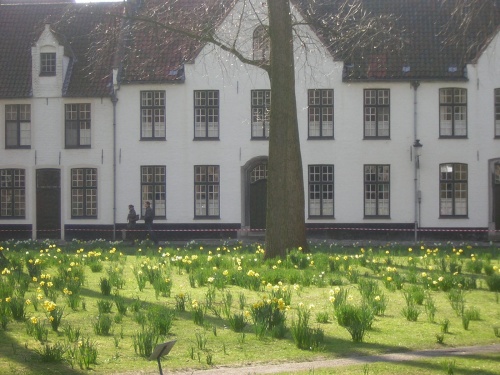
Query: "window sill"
193 138 220 141
438 136 468 139
307 137 335 140
439 215 469 219
308 216 335 219
5 146 31 149
140 138 166 141
363 137 391 140
363 216 391 219
65 146 91 149
193 216 221 220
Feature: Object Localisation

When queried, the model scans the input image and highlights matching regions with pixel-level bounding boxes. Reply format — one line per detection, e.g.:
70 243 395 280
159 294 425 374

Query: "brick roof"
296 0 500 81
1 0 499 99
118 0 237 84
0 2 122 98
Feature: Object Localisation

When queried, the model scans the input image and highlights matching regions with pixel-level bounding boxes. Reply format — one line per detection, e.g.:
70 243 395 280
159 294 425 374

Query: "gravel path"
114 343 500 375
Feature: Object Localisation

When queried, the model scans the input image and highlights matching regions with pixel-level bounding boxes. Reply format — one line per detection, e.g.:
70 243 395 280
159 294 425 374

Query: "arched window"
253 25 270 61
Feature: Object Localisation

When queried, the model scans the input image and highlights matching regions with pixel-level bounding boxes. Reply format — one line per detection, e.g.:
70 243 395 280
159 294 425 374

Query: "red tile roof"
118 0 237 84
0 2 122 98
296 0 500 80
1 0 499 99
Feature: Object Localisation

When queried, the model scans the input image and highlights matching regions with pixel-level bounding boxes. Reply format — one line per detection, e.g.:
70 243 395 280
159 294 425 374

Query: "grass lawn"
0 239 499 375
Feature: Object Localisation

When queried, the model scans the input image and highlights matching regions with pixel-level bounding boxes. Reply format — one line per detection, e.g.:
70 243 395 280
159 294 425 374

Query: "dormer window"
253 25 270 62
40 52 56 76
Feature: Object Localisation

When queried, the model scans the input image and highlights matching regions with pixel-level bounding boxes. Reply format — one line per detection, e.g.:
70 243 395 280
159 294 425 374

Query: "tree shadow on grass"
78 286 500 375
0 328 85 375
341 351 500 375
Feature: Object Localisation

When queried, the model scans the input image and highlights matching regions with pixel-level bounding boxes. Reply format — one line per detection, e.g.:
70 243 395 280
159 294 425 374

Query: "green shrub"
147 305 174 335
97 299 113 314
100 277 112 296
291 306 323 349
486 274 500 292
26 316 48 343
36 342 67 363
92 314 113 335
113 294 128 315
334 303 374 342
133 328 160 358
228 312 247 332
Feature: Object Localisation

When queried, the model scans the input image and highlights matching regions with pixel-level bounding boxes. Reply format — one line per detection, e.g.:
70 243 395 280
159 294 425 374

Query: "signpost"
149 340 176 375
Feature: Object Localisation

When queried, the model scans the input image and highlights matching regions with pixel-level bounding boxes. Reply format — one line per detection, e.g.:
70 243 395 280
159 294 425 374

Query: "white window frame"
364 89 390 138
5 104 31 148
141 166 166 217
71 168 97 218
439 88 467 137
308 89 334 138
0 169 25 218
364 164 390 217
194 90 219 139
194 165 220 218
308 165 334 217
141 91 166 140
439 163 468 217
251 90 270 139
65 104 91 148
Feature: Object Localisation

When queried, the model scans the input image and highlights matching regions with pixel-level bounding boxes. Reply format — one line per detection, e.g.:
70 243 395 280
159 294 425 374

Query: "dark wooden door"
36 169 61 239
250 179 267 229
494 183 500 230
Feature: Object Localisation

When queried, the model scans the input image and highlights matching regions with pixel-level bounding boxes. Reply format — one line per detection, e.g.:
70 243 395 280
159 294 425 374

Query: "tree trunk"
265 0 308 259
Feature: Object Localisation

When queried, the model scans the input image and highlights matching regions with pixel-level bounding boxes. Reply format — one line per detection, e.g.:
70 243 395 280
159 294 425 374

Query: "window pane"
308 165 334 217
141 91 165 139
141 166 166 217
66 122 78 146
439 163 467 216
5 122 18 147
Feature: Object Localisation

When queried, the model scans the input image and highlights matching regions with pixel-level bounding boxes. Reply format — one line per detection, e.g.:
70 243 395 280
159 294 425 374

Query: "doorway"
36 169 61 239
494 162 500 231
248 162 268 230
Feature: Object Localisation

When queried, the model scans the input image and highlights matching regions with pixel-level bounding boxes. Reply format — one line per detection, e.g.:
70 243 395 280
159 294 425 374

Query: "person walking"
143 201 158 244
126 204 138 245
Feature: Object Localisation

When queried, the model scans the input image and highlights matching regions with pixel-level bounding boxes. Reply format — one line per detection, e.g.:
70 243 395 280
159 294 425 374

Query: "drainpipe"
112 68 119 241
411 81 421 243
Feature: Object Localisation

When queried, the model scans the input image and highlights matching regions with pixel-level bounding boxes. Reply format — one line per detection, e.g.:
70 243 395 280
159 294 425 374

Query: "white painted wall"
2 1 499 239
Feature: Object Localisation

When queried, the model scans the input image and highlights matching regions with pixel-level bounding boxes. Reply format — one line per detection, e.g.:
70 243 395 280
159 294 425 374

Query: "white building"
0 0 499 242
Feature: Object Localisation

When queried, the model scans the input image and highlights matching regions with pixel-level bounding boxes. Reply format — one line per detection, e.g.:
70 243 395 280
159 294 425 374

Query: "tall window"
65 104 91 148
5 104 31 148
439 88 467 137
141 166 166 217
364 89 390 138
251 90 270 139
308 89 334 138
440 163 468 216
194 165 220 217
0 169 25 218
40 52 56 76
364 165 390 217
495 88 500 137
71 168 97 218
253 25 270 61
141 91 165 139
308 165 334 217
194 90 219 139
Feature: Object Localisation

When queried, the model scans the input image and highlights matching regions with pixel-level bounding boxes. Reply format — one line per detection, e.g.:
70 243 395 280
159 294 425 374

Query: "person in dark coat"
143 201 157 244
126 204 138 244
